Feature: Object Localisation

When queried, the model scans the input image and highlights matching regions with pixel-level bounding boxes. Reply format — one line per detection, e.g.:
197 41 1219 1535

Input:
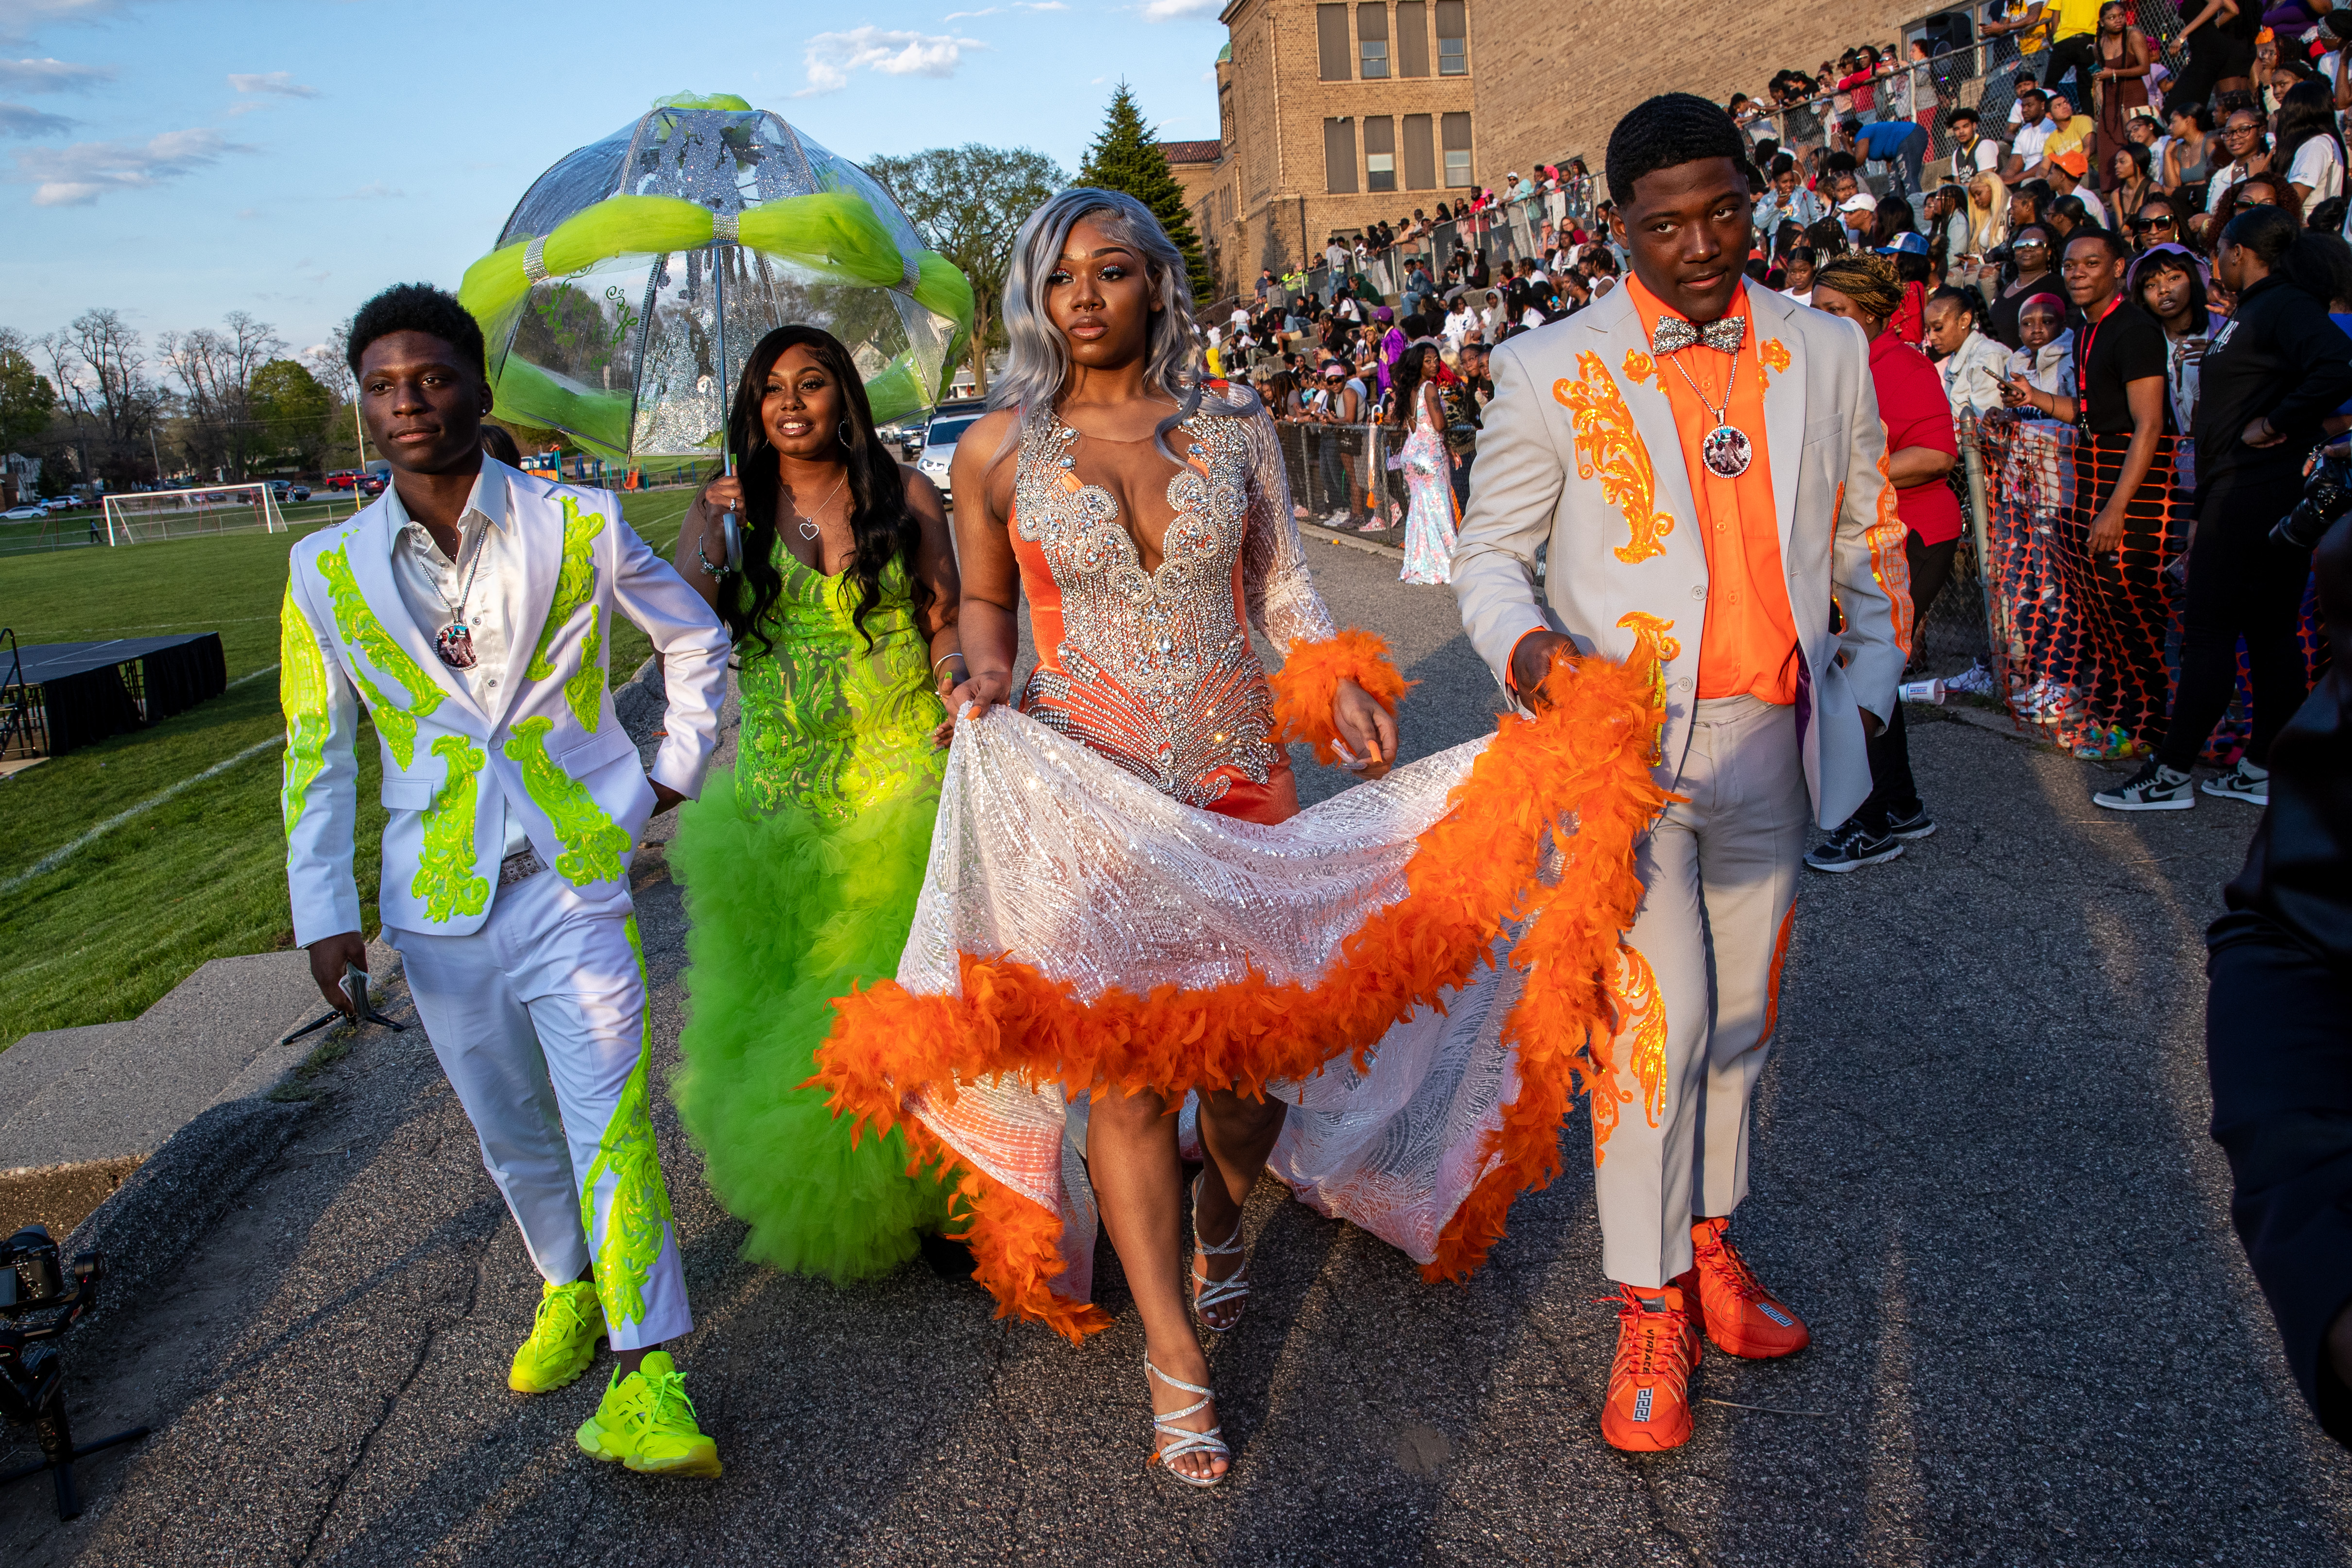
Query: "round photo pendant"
1703 424 1753 479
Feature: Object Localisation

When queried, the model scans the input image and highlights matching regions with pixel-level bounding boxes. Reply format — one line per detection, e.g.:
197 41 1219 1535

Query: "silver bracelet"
933 652 967 672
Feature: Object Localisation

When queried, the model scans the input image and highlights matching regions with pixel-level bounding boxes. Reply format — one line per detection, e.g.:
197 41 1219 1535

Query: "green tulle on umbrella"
457 187 974 452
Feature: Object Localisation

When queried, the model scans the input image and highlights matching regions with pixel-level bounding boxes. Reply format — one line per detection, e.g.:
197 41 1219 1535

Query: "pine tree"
1076 82 1211 305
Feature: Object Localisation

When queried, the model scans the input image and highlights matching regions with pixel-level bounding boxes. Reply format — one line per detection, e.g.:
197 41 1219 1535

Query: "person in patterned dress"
941 189 1401 1485
668 325 963 1282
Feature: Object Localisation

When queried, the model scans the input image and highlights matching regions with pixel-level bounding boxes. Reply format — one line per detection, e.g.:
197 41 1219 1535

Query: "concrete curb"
60 1095 310 1318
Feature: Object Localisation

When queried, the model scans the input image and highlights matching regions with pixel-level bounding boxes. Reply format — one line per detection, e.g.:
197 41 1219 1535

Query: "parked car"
915 398 988 503
357 473 388 496
2 504 45 521
268 479 313 502
42 496 76 512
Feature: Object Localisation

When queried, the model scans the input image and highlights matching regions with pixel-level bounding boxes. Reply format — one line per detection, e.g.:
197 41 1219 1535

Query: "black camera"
2279 444 2352 550
0 1225 146 1520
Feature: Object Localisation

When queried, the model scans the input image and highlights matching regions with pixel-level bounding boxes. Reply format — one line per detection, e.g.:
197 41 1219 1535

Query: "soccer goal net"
102 484 288 545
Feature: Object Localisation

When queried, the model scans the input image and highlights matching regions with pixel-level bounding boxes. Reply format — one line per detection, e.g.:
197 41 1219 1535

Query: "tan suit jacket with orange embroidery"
1451 280 1910 830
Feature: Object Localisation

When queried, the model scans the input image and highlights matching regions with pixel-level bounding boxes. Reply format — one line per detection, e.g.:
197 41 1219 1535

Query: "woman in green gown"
669 324 961 1280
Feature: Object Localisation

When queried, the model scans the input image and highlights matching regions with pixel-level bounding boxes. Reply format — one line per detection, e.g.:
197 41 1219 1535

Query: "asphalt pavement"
7 541 2349 1566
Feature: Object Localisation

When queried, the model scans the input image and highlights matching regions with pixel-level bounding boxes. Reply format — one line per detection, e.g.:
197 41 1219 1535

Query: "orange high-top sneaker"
1679 1215 1811 1360
1598 1282 1701 1452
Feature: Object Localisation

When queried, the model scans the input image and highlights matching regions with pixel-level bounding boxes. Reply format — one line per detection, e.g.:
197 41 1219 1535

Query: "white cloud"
334 181 404 200
1141 0 1218 18
0 0 128 47
10 125 245 205
0 99 70 135
0 56 111 91
942 6 996 16
227 70 318 98
796 26 984 96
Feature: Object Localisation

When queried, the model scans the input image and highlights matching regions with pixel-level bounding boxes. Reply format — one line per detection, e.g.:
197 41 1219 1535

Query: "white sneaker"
2037 684 2082 726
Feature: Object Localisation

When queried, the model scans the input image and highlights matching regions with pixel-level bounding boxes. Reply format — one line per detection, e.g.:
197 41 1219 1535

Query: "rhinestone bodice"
1010 407 1332 810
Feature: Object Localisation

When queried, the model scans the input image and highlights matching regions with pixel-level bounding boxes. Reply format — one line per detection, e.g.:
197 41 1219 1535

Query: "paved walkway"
9 544 2349 1565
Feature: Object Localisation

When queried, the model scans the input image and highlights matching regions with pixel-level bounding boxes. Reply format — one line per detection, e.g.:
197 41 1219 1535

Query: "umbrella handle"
721 508 742 573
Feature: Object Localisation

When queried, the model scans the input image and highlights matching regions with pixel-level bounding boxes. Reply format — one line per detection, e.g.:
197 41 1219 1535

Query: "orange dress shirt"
1626 276 1803 705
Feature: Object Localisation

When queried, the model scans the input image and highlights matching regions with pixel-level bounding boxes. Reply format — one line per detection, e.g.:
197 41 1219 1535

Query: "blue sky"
0 0 1227 363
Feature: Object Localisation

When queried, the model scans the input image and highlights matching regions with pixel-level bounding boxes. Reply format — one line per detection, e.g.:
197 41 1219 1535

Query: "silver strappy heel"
1144 1357 1230 1487
1190 1172 1251 1331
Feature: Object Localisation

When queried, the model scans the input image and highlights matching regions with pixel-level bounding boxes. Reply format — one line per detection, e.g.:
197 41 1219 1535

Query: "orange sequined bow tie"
1650 314 1747 355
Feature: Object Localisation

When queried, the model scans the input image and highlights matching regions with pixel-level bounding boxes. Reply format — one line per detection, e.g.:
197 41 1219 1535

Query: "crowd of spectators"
1194 5 2347 806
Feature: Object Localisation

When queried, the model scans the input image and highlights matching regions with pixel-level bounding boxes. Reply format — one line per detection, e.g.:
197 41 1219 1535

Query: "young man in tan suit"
1449 94 1910 1451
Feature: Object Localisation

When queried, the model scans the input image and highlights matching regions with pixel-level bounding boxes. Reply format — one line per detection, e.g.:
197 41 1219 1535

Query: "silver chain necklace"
430 521 489 669
1665 343 1754 478
792 470 849 543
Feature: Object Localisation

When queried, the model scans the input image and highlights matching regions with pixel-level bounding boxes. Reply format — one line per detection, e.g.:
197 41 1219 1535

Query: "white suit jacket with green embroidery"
277 460 731 945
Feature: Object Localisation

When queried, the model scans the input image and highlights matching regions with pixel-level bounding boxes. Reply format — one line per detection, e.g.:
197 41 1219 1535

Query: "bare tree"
162 311 286 480
868 145 1067 397
36 310 168 489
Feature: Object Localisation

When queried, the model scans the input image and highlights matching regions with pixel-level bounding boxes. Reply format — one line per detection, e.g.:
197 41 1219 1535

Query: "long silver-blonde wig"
989 187 1206 444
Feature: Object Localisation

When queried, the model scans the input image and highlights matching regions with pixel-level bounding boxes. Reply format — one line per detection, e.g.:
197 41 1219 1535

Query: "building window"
1364 116 1397 192
1219 184 1234 228
1436 0 1467 74
1358 3 1389 78
1324 117 1359 194
1441 111 1471 187
1395 0 1429 76
1402 113 1435 189
1316 4 1351 82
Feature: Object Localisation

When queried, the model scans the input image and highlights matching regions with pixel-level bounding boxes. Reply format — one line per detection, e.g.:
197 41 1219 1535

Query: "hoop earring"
839 420 854 449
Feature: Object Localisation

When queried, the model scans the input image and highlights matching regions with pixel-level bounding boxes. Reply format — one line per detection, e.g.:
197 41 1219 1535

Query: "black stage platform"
4 634 228 756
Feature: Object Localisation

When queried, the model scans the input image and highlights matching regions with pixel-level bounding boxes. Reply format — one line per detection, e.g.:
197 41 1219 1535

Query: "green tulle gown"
670 547 952 1280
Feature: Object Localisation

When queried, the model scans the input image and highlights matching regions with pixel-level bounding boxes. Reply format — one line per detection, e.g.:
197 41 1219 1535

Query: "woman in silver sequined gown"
942 190 1400 1485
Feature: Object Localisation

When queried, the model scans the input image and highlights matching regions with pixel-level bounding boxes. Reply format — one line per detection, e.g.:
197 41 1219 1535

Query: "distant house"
1 452 39 507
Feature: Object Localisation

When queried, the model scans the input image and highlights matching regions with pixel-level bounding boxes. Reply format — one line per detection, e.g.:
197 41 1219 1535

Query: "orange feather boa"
1267 629 1413 764
813 646 1670 1339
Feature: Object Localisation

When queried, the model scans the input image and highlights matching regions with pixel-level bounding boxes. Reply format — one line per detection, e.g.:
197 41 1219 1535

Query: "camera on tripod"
0 1225 147 1521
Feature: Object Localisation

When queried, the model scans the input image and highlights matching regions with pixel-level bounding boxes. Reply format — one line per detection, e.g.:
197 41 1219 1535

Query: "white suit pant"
1593 694 1808 1288
389 871 691 1350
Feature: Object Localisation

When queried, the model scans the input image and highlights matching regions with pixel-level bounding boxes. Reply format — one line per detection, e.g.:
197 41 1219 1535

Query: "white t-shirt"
2071 185 2109 226
2289 136 2346 204
1781 287 1814 306
2013 119 2055 165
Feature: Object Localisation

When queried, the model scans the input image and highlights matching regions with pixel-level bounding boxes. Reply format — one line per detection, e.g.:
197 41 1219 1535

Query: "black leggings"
2158 475 2317 771
1856 529 1959 832
2206 935 2352 1447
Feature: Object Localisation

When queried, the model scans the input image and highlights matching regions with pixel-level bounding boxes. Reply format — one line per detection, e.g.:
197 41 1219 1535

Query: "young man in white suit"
1449 96 1909 1452
280 284 733 1476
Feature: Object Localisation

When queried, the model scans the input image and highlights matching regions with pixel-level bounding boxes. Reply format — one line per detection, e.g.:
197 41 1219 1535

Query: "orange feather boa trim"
1267 629 1412 765
814 647 1671 1339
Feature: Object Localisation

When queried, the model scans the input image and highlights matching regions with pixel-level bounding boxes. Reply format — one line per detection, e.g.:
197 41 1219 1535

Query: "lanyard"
2074 293 2122 426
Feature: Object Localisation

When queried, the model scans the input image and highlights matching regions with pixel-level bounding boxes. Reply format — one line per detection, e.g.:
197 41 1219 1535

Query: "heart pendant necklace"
795 469 849 543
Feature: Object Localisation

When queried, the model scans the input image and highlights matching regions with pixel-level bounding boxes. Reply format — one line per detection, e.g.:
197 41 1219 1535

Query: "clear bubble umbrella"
458 92 973 471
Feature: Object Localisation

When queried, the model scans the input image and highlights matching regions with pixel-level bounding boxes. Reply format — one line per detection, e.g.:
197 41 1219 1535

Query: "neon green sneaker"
507 1280 606 1394
575 1352 721 1478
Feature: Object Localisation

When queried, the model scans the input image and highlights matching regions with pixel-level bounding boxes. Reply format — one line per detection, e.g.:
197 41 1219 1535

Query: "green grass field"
0 488 697 1049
